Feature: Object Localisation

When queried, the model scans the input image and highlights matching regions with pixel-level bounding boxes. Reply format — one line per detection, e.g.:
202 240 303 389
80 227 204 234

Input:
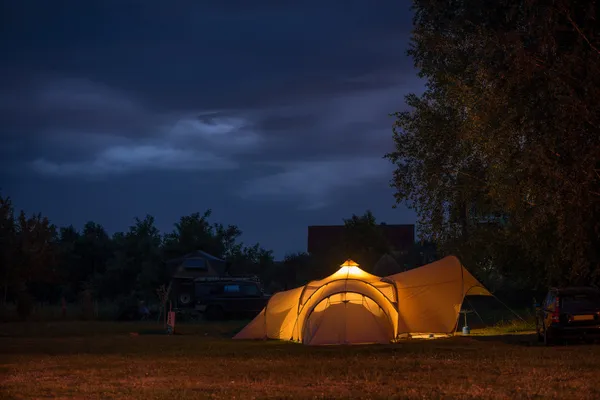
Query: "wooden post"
164 300 170 329
166 301 175 335
155 284 171 326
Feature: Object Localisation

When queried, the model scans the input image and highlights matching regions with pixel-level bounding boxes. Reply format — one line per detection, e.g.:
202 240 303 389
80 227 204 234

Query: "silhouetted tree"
13 210 59 310
0 194 17 304
162 211 224 259
385 0 600 287
342 210 390 272
1 194 276 316
281 252 312 287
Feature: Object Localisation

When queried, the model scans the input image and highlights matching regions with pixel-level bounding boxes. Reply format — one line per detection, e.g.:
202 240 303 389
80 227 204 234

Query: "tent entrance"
302 292 394 345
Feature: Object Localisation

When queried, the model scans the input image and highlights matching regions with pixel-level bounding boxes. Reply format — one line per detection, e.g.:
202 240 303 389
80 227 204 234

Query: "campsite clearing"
1 322 599 399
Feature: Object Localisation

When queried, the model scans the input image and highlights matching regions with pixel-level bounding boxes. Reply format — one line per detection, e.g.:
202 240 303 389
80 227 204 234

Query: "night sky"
0 0 422 258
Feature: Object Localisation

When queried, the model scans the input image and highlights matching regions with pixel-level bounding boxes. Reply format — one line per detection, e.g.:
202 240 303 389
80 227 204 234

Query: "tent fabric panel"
301 265 385 304
345 300 392 344
387 256 491 298
304 300 393 345
374 285 397 304
395 281 463 334
300 286 319 306
233 286 303 340
292 279 398 342
312 266 383 286
301 280 396 306
233 308 266 339
466 285 492 296
385 256 491 335
304 303 346 345
265 286 304 339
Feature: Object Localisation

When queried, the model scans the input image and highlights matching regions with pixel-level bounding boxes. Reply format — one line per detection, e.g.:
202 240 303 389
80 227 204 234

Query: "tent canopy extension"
233 256 491 345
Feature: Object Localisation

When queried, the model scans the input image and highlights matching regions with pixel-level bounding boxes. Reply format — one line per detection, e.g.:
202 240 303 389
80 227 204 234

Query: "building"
307 223 415 255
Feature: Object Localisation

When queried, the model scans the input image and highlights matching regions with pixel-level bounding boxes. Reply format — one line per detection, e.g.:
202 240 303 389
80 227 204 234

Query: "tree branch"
565 12 600 56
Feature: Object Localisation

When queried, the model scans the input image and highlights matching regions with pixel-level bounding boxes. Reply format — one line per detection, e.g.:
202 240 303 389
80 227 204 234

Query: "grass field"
1 321 599 399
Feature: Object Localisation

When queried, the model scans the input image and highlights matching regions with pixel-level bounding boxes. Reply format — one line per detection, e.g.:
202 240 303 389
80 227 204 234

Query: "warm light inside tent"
335 259 368 278
233 255 494 345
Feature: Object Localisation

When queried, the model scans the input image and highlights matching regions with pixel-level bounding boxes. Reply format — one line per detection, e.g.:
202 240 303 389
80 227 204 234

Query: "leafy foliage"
1 188 425 312
0 194 274 308
342 210 391 271
386 0 600 287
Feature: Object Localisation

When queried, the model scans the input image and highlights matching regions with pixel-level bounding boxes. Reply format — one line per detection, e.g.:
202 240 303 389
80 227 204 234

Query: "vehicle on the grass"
535 286 600 345
173 276 271 321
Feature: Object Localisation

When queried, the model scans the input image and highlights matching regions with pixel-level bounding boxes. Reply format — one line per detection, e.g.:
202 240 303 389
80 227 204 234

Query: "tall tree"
342 211 390 272
386 0 600 287
127 215 163 298
103 215 162 300
14 211 58 301
56 225 82 300
280 252 312 287
162 210 273 279
2 194 282 306
227 243 274 279
77 222 112 283
162 210 225 259
0 195 17 303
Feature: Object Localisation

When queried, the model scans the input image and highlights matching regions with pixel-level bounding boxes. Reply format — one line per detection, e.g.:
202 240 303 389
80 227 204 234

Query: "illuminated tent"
233 256 491 345
385 256 491 339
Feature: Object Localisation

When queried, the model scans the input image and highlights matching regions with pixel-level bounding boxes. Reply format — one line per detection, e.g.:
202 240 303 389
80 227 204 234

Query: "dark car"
535 287 600 345
193 277 271 320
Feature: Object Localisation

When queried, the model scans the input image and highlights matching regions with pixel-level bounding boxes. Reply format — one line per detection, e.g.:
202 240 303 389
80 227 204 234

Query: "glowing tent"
233 256 491 345
385 256 491 339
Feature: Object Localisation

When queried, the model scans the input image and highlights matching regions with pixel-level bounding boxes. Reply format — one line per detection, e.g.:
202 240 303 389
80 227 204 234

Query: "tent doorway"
302 292 394 345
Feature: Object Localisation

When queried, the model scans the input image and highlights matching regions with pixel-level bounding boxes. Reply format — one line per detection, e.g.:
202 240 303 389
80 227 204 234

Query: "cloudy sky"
0 0 422 258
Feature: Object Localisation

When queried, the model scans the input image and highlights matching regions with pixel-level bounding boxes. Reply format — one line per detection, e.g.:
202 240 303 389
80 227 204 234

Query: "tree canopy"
386 0 600 287
0 193 275 314
1 187 430 318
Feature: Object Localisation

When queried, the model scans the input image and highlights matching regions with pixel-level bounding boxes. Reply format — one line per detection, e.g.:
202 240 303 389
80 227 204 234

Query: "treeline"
0 195 274 317
0 195 435 319
386 0 600 288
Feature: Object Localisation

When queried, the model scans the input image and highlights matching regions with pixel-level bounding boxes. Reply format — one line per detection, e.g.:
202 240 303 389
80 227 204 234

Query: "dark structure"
196 277 270 320
307 224 415 255
373 253 403 276
166 250 228 308
166 250 228 280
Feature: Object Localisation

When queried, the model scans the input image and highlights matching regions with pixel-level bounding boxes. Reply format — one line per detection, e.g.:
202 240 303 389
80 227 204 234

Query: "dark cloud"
0 0 419 257
2 0 416 111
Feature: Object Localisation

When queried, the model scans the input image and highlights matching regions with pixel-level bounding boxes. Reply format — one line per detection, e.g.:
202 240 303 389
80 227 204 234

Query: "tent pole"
263 302 268 340
457 258 466 336
465 297 487 327
459 258 465 297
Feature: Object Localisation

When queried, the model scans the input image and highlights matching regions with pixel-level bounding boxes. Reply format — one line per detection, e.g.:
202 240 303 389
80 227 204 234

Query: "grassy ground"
1 321 599 399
